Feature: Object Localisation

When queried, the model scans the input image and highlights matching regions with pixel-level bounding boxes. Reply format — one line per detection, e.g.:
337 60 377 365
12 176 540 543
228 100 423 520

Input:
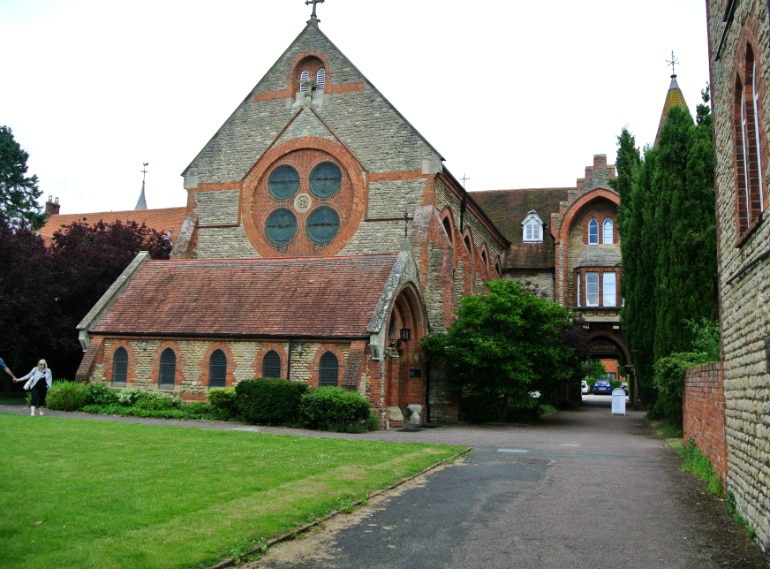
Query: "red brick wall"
683 362 727 485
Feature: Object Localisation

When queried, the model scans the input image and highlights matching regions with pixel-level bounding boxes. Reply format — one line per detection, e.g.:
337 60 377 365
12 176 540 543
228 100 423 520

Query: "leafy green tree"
422 280 585 422
0 126 45 229
47 219 172 378
0 216 172 384
0 217 54 394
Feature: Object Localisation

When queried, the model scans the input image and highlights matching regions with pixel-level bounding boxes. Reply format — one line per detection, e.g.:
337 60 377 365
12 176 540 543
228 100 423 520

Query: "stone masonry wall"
707 0 770 550
92 338 351 402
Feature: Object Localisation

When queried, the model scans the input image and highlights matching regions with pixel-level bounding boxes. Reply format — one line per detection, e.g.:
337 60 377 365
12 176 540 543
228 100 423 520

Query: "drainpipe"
287 338 293 381
424 359 431 424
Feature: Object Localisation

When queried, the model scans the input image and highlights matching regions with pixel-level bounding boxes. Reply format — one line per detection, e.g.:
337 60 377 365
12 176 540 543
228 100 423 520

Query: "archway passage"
585 333 634 401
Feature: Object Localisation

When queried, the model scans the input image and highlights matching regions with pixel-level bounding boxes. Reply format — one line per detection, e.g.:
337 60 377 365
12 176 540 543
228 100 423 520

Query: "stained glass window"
309 162 341 197
265 208 298 245
269 165 300 200
307 206 339 244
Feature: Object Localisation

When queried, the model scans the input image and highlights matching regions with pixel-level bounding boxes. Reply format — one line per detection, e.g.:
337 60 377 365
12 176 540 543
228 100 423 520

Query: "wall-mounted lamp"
296 343 303 355
142 341 147 351
400 326 411 343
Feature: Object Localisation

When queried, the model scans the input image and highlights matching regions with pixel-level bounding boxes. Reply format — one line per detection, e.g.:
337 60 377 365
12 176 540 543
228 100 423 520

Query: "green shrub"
366 412 380 431
300 386 371 432
116 388 145 406
235 378 308 426
207 387 238 420
653 352 707 427
132 390 181 411
87 383 120 405
113 388 180 410
46 380 91 411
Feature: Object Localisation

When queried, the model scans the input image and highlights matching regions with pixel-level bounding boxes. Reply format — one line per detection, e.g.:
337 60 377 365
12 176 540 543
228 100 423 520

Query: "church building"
72 8 509 427
46 5 658 426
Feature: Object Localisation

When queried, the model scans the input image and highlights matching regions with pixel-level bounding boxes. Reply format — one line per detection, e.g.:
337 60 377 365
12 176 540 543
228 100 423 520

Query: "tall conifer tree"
615 93 717 406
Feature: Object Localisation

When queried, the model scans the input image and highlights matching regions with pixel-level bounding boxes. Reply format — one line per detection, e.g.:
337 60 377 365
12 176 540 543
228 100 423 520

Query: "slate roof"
39 207 187 246
90 254 399 338
471 187 570 269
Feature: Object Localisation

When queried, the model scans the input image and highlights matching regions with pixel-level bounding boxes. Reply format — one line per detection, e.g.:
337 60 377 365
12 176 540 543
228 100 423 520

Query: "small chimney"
45 196 60 216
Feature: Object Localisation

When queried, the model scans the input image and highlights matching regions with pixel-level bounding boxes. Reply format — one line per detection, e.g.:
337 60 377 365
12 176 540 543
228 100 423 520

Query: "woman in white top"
16 359 53 416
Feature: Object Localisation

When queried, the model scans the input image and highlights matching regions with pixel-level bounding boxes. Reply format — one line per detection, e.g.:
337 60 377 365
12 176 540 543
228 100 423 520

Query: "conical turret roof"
655 73 688 143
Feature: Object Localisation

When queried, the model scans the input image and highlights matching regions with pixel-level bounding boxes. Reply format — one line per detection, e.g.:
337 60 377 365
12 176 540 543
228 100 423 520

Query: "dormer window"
522 211 544 242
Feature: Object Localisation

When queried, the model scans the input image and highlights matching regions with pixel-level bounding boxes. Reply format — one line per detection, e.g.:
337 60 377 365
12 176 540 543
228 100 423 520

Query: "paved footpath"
2 399 768 569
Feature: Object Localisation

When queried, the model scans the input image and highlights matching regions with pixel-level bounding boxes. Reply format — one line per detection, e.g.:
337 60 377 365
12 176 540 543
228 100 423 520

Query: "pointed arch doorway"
384 284 428 427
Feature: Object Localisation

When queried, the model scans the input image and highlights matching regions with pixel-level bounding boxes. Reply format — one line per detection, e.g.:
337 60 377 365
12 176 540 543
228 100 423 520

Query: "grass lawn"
0 413 464 569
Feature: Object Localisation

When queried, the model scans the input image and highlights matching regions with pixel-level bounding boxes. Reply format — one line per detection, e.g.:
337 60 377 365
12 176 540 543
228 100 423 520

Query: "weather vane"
666 50 679 77
142 162 149 183
306 0 324 20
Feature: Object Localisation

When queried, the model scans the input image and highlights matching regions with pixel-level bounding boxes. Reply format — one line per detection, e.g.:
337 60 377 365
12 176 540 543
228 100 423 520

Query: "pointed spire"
655 51 689 144
135 162 148 210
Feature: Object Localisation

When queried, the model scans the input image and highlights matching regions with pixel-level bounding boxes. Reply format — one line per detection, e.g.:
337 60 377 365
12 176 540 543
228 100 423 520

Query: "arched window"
588 218 599 244
603 218 614 244
316 68 325 91
209 349 227 388
299 69 310 92
262 350 281 378
159 348 176 388
112 347 128 385
735 45 766 235
442 216 453 244
318 352 338 387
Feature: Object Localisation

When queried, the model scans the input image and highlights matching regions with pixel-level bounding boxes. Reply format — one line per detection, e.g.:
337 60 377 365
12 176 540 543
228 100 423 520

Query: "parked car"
592 379 613 395
620 381 629 395
581 380 590 395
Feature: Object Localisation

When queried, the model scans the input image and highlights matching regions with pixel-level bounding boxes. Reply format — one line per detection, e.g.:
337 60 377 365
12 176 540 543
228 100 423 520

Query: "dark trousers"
31 384 48 407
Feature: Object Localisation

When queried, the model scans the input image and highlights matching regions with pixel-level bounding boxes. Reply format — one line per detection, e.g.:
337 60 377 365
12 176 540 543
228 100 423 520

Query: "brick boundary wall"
683 362 727 486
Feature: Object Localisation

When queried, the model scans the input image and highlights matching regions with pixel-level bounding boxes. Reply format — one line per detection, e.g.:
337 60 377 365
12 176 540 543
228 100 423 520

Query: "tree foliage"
422 280 586 422
0 126 45 229
615 94 717 408
0 216 172 386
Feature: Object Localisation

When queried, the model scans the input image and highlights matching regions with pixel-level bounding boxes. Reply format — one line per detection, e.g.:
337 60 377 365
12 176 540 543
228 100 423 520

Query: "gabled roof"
38 207 187 245
471 187 570 269
182 20 444 185
89 254 400 338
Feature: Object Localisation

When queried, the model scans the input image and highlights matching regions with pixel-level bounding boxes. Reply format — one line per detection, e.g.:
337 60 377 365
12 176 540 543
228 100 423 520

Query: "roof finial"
666 50 679 78
135 162 148 210
306 0 324 24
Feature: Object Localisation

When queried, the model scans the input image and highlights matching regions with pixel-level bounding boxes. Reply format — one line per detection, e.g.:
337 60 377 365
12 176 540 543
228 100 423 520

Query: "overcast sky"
1 0 711 214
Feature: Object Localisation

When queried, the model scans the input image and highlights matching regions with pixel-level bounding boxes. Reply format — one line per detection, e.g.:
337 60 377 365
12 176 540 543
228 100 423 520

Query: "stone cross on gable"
306 0 324 19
